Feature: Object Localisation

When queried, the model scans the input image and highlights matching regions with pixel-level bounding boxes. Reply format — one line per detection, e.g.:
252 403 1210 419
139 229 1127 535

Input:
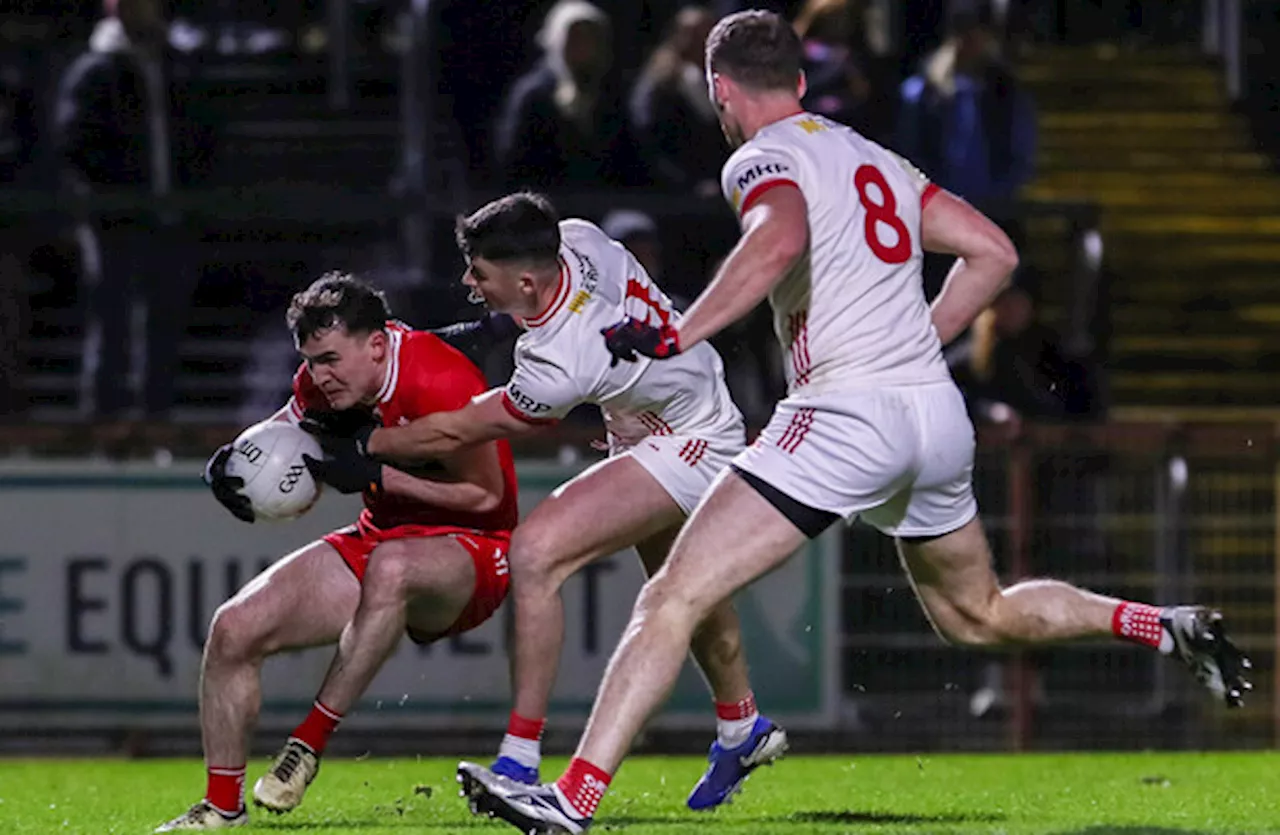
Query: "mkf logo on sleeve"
735 161 791 193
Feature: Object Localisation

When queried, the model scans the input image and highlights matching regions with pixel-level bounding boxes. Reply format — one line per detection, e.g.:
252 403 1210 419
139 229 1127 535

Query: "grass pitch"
1 752 1277 834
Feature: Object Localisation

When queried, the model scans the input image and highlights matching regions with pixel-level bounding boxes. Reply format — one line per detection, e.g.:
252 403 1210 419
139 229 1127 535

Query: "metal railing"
840 421 1275 752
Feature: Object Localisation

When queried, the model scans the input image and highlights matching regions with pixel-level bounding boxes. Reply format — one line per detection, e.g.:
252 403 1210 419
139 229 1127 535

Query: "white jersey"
500 219 744 450
720 112 951 395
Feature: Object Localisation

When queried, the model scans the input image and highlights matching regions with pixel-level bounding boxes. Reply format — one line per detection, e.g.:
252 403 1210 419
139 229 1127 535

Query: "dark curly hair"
286 272 391 343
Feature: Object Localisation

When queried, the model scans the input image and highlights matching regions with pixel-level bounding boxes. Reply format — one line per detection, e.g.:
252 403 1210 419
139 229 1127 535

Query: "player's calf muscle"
691 604 745 668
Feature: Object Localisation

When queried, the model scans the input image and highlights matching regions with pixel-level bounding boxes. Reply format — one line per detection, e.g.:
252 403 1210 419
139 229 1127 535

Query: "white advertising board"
0 460 839 731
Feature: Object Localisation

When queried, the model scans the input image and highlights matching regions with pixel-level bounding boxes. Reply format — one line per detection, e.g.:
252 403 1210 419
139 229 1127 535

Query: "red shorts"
323 520 511 641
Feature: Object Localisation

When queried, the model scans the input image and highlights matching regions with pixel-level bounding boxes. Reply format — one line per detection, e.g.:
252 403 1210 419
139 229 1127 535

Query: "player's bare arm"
922 188 1020 345
676 186 809 350
379 441 505 513
367 389 534 461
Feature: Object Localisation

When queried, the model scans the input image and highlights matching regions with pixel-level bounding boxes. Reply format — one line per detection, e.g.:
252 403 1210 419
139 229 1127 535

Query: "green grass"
1 753 1279 834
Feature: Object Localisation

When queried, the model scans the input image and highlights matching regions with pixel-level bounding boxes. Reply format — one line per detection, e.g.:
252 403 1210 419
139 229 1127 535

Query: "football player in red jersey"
156 273 518 832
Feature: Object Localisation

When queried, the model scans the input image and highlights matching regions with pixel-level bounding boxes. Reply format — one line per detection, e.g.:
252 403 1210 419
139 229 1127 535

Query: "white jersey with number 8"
720 112 951 395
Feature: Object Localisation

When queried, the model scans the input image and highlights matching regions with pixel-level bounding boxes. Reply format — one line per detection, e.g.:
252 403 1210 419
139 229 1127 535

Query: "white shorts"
732 382 978 537
620 428 744 515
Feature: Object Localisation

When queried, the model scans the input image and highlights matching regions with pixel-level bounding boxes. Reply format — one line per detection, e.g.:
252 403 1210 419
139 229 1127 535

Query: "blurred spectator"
54 0 214 419
627 5 724 194
494 0 641 189
946 284 1104 433
894 4 1036 212
793 0 880 139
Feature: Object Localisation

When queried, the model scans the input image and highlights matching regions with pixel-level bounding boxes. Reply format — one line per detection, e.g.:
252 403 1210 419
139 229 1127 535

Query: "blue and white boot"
686 716 789 810
458 762 591 834
490 755 539 785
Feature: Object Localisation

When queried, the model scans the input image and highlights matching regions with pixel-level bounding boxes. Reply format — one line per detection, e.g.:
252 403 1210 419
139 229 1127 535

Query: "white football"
224 421 324 522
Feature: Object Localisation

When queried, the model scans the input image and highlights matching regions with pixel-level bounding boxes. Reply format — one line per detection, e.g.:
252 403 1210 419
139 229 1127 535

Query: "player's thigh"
213 539 359 654
645 469 808 616
511 453 685 584
365 535 478 637
896 517 1002 629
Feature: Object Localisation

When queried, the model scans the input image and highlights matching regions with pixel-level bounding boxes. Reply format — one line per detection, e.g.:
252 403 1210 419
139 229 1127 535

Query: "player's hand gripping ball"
218 422 325 521
299 409 384 495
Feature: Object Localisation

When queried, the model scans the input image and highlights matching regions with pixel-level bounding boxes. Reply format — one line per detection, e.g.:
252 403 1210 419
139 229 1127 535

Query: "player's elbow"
776 230 809 268
991 236 1020 287
767 223 809 273
966 231 1019 295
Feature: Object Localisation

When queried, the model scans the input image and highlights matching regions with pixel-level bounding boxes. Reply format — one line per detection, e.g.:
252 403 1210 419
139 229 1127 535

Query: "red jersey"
287 322 518 537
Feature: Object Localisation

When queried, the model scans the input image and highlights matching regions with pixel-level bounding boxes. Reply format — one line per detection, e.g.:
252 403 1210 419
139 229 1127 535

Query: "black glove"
601 317 682 366
430 313 520 353
299 407 379 439
202 443 254 523
300 418 383 495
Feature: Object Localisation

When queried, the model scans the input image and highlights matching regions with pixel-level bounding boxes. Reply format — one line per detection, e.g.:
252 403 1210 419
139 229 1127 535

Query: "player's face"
298 326 388 409
463 257 537 316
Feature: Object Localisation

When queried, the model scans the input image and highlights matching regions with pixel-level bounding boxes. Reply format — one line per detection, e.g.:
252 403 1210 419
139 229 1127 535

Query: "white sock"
498 733 541 769
717 713 758 749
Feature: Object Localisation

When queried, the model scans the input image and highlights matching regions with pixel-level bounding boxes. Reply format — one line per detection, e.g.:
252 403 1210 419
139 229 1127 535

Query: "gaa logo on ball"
224 422 324 521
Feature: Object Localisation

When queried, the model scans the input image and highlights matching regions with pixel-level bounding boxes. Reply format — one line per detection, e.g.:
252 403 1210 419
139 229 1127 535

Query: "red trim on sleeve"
921 183 941 210
740 179 801 215
501 391 560 426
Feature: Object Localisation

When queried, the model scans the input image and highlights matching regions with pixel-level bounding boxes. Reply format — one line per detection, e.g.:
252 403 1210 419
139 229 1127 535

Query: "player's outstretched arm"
922 188 1020 346
379 443 506 513
367 389 534 462
678 185 810 350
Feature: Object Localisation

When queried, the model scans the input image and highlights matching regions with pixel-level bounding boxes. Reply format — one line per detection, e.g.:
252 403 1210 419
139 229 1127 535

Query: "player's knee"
206 600 267 663
508 527 565 593
365 542 414 600
929 598 1007 648
634 572 701 627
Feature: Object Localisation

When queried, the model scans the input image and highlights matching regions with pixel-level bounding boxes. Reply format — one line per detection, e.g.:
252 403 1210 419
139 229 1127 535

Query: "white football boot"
154 800 247 831
252 739 320 813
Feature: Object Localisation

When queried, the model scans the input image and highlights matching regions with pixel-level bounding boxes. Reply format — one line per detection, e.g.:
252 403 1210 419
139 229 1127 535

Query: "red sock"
715 691 758 721
1112 602 1169 651
555 757 611 819
290 700 343 754
506 710 546 741
205 765 245 815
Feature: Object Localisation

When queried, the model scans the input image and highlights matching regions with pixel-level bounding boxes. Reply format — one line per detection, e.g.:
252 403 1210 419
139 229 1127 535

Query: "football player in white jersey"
467 10 1252 833
308 191 787 811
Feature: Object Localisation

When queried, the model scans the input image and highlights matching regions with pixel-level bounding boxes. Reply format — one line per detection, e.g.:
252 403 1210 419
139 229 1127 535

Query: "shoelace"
273 745 304 782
